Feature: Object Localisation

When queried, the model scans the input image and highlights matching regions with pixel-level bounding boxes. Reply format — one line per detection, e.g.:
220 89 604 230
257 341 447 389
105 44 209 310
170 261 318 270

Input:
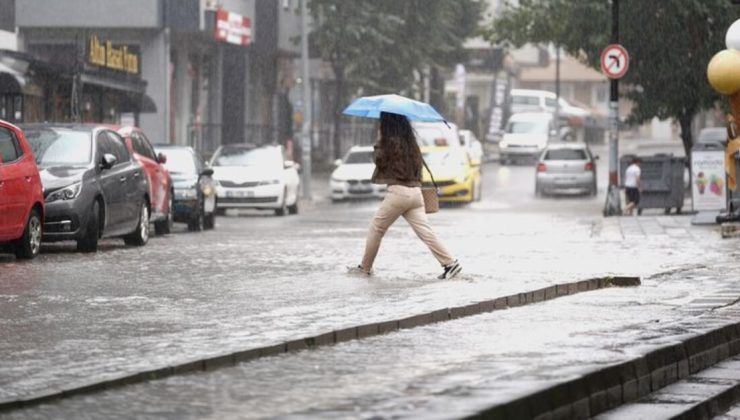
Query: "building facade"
0 0 307 155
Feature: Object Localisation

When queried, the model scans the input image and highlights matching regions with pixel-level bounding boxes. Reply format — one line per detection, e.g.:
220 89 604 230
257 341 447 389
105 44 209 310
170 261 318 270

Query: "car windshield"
24 128 92 167
157 148 197 174
511 95 539 106
211 146 281 167
507 120 549 134
345 151 374 164
698 128 727 143
423 149 465 166
414 126 460 147
545 149 587 160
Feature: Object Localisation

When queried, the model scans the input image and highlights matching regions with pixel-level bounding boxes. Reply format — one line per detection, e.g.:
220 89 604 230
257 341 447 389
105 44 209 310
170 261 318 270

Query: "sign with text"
691 149 727 211
214 8 252 46
88 35 140 75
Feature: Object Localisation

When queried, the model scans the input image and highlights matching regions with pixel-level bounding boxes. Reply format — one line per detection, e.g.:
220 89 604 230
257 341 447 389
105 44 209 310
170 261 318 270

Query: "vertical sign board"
691 149 727 211
214 9 252 46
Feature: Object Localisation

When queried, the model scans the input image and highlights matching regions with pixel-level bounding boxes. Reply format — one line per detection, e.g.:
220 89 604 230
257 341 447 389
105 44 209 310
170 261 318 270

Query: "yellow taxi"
421 145 481 203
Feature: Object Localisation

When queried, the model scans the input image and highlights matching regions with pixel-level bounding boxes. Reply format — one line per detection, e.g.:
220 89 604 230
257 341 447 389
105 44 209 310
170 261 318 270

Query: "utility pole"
300 0 312 200
554 44 561 133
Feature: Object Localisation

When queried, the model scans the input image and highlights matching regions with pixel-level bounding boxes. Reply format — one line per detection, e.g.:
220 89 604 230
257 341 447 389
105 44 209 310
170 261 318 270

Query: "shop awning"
81 73 157 113
0 61 27 94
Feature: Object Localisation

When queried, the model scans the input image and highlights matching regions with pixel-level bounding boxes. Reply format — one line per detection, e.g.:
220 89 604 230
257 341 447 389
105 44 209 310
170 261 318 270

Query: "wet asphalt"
2 141 738 419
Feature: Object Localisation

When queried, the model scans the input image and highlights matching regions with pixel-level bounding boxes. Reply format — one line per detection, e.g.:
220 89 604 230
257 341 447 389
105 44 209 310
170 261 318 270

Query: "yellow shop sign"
88 35 140 75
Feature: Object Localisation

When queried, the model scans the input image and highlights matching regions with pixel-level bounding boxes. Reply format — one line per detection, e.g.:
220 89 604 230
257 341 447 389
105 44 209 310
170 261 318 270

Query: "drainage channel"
0 275 639 413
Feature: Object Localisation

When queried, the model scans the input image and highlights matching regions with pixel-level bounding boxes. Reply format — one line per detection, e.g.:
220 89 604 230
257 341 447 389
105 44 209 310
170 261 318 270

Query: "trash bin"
620 153 686 215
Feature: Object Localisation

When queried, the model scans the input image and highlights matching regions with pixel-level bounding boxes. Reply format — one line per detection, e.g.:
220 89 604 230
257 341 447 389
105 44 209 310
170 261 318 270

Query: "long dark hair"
377 112 422 182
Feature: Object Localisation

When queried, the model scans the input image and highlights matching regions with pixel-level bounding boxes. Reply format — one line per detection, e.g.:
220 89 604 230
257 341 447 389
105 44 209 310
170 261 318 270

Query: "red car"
116 126 173 235
0 120 44 259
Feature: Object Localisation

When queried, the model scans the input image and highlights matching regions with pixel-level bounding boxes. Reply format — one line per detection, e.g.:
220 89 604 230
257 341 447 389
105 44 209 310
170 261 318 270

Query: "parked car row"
330 121 482 204
0 120 221 260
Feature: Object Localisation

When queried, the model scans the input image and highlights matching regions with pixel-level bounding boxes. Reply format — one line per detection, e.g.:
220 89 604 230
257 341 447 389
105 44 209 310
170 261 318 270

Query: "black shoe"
438 260 462 280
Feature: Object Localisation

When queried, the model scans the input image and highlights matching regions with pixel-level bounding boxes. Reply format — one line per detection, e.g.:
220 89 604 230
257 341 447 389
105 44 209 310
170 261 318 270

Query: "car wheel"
77 200 100 253
154 194 173 235
203 210 216 230
188 206 204 232
14 209 42 259
288 194 299 214
124 202 150 246
275 188 288 216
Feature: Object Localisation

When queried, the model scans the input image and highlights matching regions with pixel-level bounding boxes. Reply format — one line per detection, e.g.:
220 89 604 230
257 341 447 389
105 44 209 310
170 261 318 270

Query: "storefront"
0 32 155 125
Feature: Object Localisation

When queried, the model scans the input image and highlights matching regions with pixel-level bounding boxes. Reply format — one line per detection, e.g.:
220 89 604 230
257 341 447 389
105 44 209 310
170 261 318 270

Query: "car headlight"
46 182 82 203
258 179 280 186
176 187 198 199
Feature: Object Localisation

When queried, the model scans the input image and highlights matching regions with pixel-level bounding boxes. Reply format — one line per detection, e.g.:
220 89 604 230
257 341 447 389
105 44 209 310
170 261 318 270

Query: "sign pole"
300 0 312 200
603 0 622 216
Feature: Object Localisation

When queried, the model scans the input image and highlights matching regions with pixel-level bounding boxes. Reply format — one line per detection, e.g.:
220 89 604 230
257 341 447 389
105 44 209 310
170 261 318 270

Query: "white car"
412 121 461 147
210 144 300 216
459 129 484 165
510 89 590 120
330 146 385 201
499 112 557 164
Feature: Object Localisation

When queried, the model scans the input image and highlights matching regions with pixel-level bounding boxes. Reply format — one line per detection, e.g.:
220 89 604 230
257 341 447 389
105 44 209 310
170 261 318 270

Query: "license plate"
349 187 371 193
226 190 255 198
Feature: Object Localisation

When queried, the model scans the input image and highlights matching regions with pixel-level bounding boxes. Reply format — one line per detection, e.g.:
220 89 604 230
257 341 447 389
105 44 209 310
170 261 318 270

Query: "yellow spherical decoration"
707 49 740 95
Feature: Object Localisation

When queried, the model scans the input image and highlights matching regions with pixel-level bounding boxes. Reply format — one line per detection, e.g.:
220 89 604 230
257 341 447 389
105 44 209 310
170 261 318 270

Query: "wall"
16 0 162 28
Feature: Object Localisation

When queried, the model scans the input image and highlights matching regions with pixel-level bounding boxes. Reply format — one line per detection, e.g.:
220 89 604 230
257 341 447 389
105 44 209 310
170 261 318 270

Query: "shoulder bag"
421 159 439 214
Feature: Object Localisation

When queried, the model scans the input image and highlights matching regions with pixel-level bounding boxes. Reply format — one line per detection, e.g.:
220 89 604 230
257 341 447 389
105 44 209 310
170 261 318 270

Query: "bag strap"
421 158 438 190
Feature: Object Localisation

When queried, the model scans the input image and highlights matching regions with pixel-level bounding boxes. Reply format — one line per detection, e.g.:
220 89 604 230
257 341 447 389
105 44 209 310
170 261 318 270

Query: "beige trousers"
361 185 455 270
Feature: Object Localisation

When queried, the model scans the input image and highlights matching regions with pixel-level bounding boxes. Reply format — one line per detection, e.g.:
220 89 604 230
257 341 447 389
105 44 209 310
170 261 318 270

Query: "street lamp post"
300 0 312 200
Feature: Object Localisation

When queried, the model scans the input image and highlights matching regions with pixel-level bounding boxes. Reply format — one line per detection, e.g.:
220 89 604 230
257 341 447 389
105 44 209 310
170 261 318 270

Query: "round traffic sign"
600 44 630 79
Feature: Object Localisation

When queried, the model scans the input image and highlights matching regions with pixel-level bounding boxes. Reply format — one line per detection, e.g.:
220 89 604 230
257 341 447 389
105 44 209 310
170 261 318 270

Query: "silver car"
535 143 598 196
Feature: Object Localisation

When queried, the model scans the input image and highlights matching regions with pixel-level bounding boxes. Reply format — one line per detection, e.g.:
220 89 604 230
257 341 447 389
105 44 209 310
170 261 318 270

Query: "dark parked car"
0 120 44 259
154 145 217 231
22 124 151 252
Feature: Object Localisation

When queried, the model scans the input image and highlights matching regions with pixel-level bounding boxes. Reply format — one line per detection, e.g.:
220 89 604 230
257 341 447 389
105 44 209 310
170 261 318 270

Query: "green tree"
486 0 737 157
308 0 483 158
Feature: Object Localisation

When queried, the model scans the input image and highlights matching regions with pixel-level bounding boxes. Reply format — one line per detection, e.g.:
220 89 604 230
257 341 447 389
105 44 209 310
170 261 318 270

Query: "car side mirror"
157 152 167 164
549 129 558 137
471 159 481 167
284 160 295 169
200 168 214 177
333 158 342 167
101 153 117 170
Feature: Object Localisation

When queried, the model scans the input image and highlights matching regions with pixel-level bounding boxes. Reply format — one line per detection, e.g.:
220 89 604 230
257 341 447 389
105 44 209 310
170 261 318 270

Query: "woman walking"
348 112 462 279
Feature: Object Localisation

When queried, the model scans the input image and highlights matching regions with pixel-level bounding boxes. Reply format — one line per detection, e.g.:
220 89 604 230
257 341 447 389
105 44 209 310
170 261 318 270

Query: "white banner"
691 150 727 211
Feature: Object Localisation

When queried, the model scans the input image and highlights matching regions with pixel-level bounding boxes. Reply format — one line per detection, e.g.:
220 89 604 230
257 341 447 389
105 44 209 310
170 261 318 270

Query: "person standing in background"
624 157 642 216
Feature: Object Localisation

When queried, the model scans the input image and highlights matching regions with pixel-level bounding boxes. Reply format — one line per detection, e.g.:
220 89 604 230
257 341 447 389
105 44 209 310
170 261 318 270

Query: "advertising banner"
691 149 727 211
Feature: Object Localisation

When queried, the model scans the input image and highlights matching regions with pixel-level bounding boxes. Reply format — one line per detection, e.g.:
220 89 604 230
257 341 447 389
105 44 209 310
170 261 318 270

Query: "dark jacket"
371 143 422 187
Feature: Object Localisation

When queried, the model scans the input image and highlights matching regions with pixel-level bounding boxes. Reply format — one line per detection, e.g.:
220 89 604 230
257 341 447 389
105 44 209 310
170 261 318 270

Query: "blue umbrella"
342 94 446 122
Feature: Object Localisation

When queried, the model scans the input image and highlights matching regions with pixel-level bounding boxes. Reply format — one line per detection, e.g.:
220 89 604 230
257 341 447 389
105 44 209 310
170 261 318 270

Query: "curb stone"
466 322 740 420
0 275 640 413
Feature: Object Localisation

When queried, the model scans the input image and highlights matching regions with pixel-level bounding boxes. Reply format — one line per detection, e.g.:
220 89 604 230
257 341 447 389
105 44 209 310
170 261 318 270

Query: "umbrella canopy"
343 94 446 122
